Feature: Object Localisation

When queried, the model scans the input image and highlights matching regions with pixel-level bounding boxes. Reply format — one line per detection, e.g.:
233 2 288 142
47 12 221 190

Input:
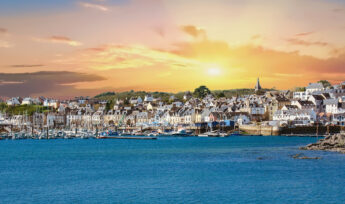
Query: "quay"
97 136 157 140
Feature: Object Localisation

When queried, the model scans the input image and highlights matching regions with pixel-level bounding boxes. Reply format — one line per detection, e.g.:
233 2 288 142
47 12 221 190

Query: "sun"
207 67 221 76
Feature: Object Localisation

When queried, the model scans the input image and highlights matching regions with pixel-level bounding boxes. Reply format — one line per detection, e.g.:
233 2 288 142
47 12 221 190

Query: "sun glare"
207 67 221 76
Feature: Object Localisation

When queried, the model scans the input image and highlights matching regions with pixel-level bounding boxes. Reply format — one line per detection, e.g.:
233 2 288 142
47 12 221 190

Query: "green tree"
318 80 332 88
294 87 306 92
216 92 225 98
94 91 115 98
193 85 211 98
0 103 7 112
105 100 114 112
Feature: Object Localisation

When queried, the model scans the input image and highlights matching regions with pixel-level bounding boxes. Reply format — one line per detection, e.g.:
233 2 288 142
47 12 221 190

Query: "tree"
94 91 115 99
193 85 211 98
216 92 225 98
105 100 114 112
294 87 306 92
318 80 332 88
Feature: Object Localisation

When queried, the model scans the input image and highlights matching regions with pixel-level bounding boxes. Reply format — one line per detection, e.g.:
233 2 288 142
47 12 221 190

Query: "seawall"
239 125 280 136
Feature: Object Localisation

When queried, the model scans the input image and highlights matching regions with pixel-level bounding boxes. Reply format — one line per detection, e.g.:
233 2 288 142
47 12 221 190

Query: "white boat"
198 131 229 137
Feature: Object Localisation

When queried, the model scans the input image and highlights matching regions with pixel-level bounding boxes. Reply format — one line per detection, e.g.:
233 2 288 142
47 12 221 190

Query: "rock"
291 153 321 160
291 153 303 159
301 133 345 154
298 156 321 160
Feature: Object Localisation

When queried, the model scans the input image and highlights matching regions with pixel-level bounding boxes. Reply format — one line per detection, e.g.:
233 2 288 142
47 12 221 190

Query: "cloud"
67 44 200 71
152 26 165 38
80 2 109 11
286 38 329 47
0 28 7 34
333 8 344 13
329 47 345 57
0 71 105 97
10 64 44 68
295 32 314 37
34 36 82 46
274 73 303 78
165 35 345 87
250 34 262 40
0 40 13 48
180 25 207 39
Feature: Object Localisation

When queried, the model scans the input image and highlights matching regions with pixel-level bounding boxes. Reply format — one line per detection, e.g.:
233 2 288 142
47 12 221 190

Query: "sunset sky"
0 0 345 97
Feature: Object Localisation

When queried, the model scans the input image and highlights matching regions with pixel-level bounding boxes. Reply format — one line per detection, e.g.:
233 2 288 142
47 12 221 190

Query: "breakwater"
281 126 341 135
239 125 343 136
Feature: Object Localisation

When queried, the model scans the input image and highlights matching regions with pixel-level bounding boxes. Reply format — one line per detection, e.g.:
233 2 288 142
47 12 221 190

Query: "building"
255 78 262 92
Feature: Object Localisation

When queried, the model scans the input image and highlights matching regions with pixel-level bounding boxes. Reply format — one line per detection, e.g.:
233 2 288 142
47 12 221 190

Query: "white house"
21 97 33 105
306 83 324 95
273 109 316 125
43 99 59 109
324 99 344 114
333 113 345 126
293 91 308 100
144 94 154 102
7 98 21 106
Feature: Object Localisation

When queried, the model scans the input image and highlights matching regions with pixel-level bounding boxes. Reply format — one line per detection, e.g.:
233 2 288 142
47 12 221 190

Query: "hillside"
93 88 275 102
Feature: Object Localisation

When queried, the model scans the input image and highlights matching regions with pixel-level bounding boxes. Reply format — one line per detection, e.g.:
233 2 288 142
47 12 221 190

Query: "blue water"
0 136 345 204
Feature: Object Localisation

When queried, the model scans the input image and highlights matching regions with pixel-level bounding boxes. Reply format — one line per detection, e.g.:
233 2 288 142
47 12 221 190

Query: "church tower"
255 78 262 91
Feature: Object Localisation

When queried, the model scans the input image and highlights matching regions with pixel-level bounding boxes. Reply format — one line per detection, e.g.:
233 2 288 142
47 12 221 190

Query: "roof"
307 83 324 89
284 105 299 110
311 95 324 100
323 99 338 105
322 93 331 99
298 101 314 106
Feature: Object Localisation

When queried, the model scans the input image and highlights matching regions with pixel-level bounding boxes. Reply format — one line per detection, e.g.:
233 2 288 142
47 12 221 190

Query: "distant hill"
94 92 116 98
94 88 276 102
213 88 274 98
94 91 178 102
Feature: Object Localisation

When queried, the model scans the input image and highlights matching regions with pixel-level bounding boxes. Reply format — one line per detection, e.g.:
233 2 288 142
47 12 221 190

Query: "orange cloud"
295 32 314 37
65 44 201 71
286 38 329 47
34 36 82 46
251 35 262 40
0 40 13 48
180 25 206 39
167 36 345 88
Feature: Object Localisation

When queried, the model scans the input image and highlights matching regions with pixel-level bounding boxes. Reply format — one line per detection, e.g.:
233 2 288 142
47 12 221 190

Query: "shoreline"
0 134 331 140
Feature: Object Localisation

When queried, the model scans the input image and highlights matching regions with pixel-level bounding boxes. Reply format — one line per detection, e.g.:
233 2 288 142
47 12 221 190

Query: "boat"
171 129 192 136
119 131 132 136
147 130 159 137
198 131 229 137
100 130 119 137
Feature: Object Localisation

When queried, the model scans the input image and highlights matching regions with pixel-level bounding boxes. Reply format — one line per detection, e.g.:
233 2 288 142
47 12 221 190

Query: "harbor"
1 135 345 204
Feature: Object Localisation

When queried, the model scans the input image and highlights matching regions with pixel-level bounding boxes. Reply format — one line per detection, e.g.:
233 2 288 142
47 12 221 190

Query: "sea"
0 136 345 204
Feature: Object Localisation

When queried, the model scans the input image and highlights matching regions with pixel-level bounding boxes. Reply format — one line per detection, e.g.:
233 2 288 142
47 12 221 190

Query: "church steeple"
255 78 261 91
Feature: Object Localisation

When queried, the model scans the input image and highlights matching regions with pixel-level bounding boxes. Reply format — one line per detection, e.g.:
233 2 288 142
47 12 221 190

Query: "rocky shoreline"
300 133 345 154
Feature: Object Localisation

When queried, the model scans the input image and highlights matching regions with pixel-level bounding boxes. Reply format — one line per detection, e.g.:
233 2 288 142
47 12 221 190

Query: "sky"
0 0 345 98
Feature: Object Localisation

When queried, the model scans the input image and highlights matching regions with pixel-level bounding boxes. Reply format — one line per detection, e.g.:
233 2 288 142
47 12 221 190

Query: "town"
1 79 345 139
